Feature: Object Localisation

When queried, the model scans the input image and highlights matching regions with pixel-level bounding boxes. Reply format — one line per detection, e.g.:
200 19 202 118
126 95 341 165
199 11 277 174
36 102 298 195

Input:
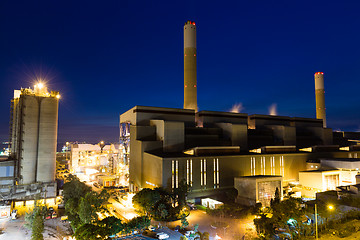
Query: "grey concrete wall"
37 97 58 182
216 123 248 151
21 96 39 184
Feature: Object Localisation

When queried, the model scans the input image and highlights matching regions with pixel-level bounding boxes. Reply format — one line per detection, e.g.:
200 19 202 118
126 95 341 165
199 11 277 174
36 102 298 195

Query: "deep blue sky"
1 1 360 145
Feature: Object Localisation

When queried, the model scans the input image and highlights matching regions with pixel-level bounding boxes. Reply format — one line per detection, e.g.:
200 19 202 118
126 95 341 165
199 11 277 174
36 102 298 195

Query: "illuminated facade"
120 106 360 199
1 84 59 200
69 143 129 186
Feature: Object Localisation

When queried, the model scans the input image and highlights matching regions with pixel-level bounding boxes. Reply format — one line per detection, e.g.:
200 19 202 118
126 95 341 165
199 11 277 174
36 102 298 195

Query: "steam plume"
269 103 277 116
230 103 244 113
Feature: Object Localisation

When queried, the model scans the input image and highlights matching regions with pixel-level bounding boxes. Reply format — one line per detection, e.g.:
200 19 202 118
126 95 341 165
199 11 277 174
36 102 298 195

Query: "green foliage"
32 213 44 240
125 216 151 233
74 223 107 240
193 224 199 232
79 190 110 224
253 214 274 239
270 187 280 207
132 186 189 221
271 197 305 229
24 201 47 240
254 197 306 239
195 231 210 240
63 175 92 229
180 214 189 229
173 179 190 207
132 188 161 215
63 174 111 236
98 216 124 237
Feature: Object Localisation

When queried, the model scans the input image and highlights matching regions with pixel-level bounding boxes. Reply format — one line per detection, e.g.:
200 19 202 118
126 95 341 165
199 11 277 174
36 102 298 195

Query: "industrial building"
120 106 360 201
69 142 129 187
0 83 59 201
118 21 360 205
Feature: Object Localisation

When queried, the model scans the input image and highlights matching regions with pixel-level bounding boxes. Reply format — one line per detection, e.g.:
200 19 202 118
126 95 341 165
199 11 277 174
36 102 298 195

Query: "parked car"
60 215 68 222
45 207 57 219
156 232 169 239
11 209 17 220
185 230 195 237
187 202 197 210
148 225 156 231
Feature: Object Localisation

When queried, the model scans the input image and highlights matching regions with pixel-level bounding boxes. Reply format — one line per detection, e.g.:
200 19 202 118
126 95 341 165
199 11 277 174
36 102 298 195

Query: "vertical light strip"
213 158 216 186
186 160 189 185
260 157 263 175
190 159 193 186
250 157 253 176
216 158 219 186
176 160 179 188
263 157 266 175
171 160 174 189
204 159 207 186
200 159 203 186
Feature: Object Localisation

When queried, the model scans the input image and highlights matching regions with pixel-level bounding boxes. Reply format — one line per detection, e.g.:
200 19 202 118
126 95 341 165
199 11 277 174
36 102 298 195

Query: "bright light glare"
56 94 60 99
328 205 334 210
85 168 99 175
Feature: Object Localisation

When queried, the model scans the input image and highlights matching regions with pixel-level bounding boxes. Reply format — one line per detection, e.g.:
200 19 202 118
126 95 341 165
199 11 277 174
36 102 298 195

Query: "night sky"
1 1 360 146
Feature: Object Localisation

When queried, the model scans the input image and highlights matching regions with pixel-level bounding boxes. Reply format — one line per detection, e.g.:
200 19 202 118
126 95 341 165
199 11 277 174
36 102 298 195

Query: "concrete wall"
150 120 185 152
216 123 248 151
197 111 248 127
37 97 58 182
120 106 195 127
21 96 40 184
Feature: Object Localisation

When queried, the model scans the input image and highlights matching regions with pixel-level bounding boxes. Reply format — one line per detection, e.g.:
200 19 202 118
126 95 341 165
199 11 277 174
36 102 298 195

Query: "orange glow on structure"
315 72 324 75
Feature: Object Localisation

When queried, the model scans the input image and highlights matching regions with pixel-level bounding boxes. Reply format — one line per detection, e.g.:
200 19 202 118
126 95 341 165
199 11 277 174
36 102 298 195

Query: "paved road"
164 209 256 240
116 227 183 240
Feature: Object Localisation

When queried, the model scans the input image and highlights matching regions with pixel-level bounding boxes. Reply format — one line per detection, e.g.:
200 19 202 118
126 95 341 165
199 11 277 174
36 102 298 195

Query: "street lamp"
315 203 335 239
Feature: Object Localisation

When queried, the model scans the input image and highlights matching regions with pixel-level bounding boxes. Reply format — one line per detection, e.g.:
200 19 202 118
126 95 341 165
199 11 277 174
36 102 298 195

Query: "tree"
79 190 110 224
126 216 151 233
270 187 280 207
63 175 92 229
132 188 161 216
174 179 190 207
158 203 169 219
180 214 189 229
195 231 210 240
253 213 274 239
24 201 47 240
98 216 124 237
74 223 107 240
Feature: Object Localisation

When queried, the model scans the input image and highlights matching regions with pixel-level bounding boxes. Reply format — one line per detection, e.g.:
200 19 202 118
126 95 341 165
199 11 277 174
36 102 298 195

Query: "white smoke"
269 103 277 116
230 103 244 113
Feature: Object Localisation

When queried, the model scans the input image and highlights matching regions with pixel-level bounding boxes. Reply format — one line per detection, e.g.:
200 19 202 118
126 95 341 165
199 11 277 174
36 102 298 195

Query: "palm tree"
195 231 210 240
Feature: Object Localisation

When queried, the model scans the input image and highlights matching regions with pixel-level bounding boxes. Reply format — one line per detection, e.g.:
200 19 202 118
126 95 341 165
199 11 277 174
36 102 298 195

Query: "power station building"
0 83 59 200
119 21 360 205
120 106 360 201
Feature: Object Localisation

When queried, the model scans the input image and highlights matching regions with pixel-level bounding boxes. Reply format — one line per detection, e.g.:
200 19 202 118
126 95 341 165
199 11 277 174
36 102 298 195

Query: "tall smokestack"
184 20 198 111
314 72 326 128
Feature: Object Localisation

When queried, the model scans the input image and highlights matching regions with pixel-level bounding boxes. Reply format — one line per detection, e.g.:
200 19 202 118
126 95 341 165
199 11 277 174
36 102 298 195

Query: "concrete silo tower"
314 72 326 128
183 20 198 111
10 83 59 184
